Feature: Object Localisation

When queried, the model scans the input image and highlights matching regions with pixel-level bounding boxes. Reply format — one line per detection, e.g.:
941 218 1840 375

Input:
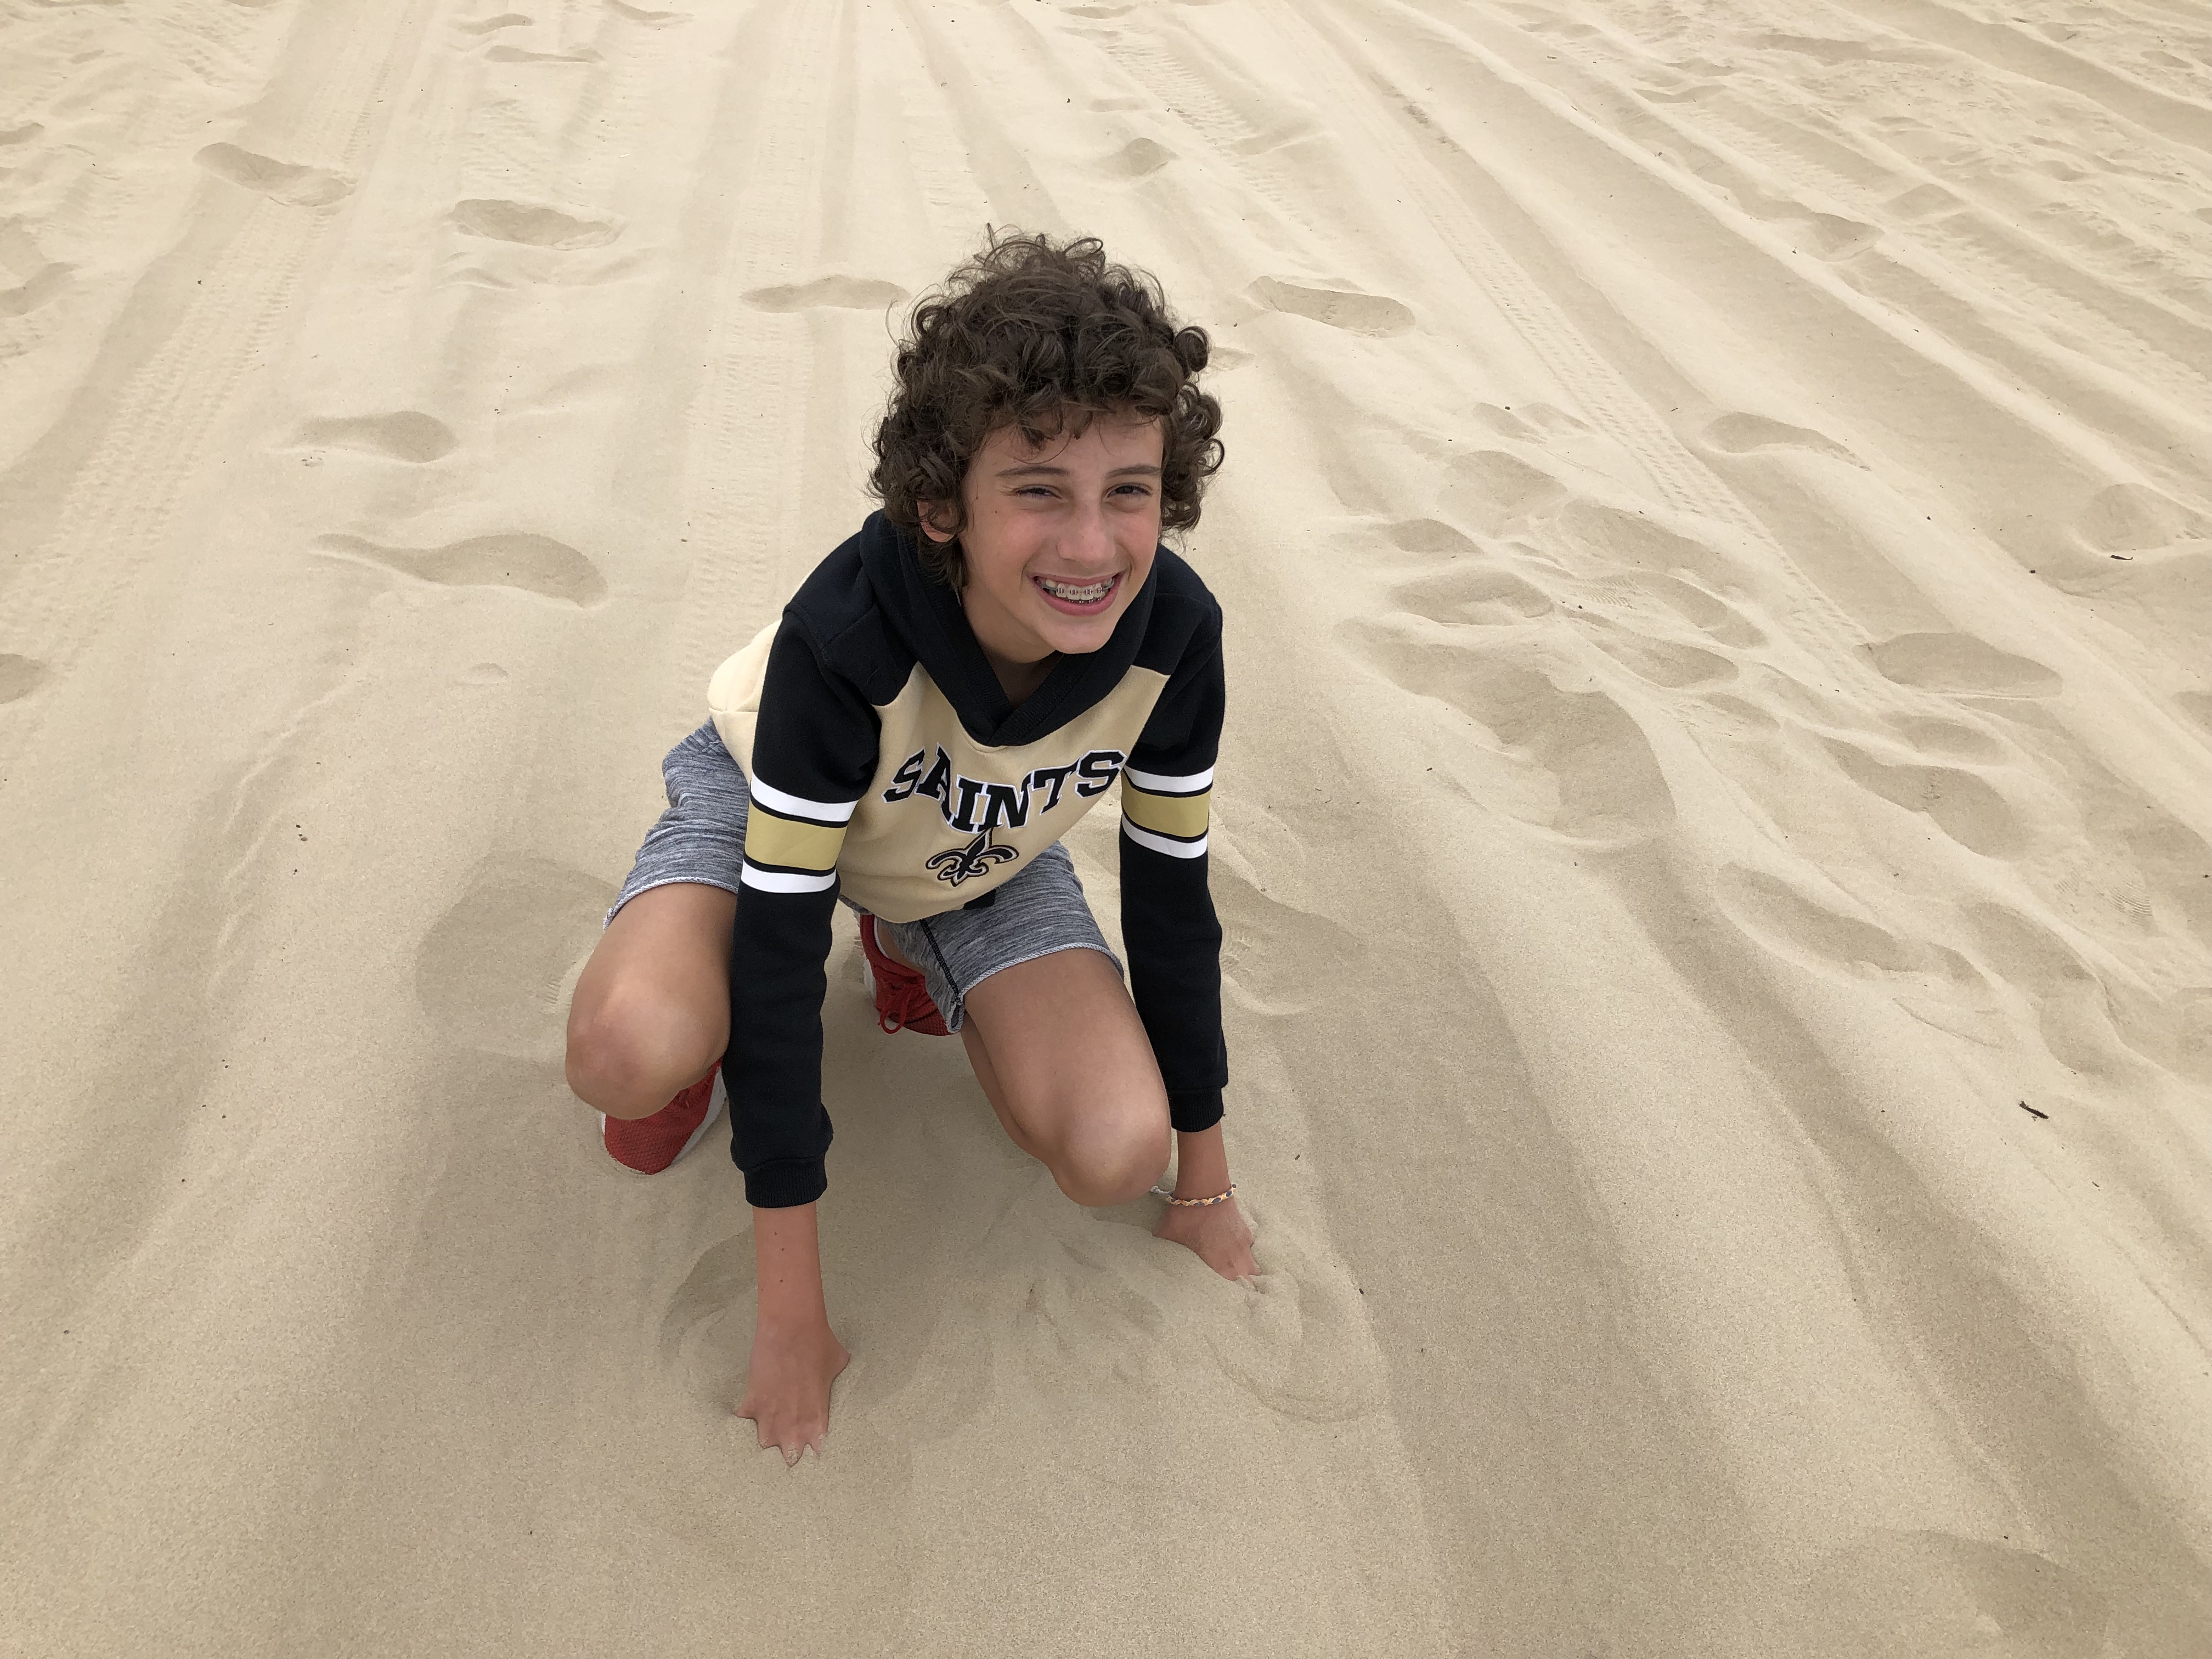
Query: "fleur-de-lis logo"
925 829 1019 887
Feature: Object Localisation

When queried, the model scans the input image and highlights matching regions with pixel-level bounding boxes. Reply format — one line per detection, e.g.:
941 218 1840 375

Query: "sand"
4 0 2211 1652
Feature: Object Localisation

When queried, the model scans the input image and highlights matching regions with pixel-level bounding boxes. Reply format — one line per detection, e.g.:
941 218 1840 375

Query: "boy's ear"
916 501 958 544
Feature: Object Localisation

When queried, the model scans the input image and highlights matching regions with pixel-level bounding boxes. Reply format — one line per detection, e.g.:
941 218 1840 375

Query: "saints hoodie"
708 512 1227 1206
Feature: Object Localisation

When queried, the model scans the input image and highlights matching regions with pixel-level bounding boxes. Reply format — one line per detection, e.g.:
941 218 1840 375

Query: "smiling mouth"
1032 572 1121 611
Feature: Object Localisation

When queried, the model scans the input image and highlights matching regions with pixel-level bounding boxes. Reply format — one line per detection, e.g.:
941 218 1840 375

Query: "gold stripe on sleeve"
1121 783 1211 840
744 803 847 873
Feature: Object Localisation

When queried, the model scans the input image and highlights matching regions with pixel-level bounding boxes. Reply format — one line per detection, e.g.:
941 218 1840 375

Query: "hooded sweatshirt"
711 512 1227 1207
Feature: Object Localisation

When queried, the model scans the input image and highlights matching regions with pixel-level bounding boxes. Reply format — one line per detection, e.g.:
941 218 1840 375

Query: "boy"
565 232 1255 1465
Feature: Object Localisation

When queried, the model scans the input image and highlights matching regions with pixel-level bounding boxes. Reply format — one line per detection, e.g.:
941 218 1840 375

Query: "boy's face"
923 412 1164 672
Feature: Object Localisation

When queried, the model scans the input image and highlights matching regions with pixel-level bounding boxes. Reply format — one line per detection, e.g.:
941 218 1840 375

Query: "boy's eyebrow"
995 462 1163 479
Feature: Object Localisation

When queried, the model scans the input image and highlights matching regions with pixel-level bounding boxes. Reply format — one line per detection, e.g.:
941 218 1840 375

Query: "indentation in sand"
1439 449 1568 535
1201 1261 1387 1424
195 143 354 207
292 411 458 463
1351 623 1675 842
485 43 600 63
313 532 607 605
453 11 531 31
1104 137 1175 178
1784 1528 2110 1658
1717 865 1917 973
1389 561 1554 626
1825 739 2025 857
451 198 620 249
1624 571 1767 647
0 653 50 704
1882 713 2007 764
2076 482 2212 553
414 857 614 1058
0 261 70 319
662 1233 756 1404
1216 867 1360 1017
741 275 909 312
1249 277 1414 336
1587 625 1738 689
1862 632 2061 698
1702 411 1862 465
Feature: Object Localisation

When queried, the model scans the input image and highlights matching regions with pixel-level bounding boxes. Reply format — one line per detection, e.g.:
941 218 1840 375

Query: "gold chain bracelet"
1163 1182 1237 1208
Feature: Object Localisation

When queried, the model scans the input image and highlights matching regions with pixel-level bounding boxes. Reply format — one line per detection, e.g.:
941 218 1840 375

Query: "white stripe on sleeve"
747 776 859 825
1121 821 1209 859
740 864 839 894
1122 764 1214 794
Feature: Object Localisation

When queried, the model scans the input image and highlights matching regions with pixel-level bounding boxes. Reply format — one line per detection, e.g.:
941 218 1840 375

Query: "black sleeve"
1118 623 1228 1133
726 618 880 1207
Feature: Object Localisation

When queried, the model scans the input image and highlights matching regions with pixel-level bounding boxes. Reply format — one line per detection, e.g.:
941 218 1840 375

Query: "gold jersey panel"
709 623 1171 924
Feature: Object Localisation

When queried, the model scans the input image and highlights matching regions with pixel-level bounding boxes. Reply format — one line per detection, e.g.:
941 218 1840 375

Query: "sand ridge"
3 0 2210 1653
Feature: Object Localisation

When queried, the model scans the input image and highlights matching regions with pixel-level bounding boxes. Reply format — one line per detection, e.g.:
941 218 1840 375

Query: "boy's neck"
979 644 1057 709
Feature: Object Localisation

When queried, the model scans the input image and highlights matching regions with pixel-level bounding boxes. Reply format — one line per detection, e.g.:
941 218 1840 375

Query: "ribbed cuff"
1167 1087 1224 1135
742 1155 828 1209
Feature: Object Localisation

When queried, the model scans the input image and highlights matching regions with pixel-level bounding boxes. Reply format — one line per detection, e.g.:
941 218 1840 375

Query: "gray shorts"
612 721 1119 1032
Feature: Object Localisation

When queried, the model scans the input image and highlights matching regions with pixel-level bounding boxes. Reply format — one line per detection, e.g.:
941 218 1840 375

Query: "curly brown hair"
868 229 1224 586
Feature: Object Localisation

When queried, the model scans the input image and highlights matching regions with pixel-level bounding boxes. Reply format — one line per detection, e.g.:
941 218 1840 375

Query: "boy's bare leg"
566 882 736 1120
952 948 1173 1207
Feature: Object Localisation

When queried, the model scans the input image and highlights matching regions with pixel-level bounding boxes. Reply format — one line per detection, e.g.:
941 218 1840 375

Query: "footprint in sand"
451 198 620 249
486 42 600 63
1622 570 1767 647
1103 137 1175 178
1962 901 2158 1079
1778 1529 2109 1659
1716 864 1919 975
1701 411 1862 467
1823 738 2025 859
1861 632 2061 698
0 244 70 319
1350 622 1675 843
1585 621 1737 690
1714 864 2017 1047
414 857 614 1060
1387 558 1554 627
453 12 531 32
313 531 606 605
1558 498 1746 591
605 0 684 21
1248 277 1414 337
741 275 909 312
1438 449 1568 537
0 653 49 705
1881 712 2007 764
195 143 354 207
2076 482 2212 554
291 411 458 463
1886 182 1962 221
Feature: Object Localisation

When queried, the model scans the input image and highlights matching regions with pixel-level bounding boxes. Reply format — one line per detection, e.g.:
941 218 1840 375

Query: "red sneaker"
601 1063 725 1174
857 914 950 1036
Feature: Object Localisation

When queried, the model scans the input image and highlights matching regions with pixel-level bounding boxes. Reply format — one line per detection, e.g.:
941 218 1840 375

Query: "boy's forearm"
1170 1121 1232 1199
753 1201 830 1326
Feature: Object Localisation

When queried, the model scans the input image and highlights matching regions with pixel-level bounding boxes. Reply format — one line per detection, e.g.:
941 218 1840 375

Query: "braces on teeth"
1039 576 1114 601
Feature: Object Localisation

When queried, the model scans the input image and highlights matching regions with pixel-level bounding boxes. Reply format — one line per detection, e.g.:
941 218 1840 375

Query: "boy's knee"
1048 1110 1171 1208
565 995 719 1119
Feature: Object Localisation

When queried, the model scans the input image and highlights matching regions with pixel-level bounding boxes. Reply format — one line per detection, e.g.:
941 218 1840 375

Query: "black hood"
853 511 1161 748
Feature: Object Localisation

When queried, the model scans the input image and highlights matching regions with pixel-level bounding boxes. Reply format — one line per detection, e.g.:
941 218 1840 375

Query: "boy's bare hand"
1154 1193 1257 1283
736 1315 850 1465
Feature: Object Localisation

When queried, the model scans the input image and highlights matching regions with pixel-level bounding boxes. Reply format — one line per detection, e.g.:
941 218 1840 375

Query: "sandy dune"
5 0 2211 1652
